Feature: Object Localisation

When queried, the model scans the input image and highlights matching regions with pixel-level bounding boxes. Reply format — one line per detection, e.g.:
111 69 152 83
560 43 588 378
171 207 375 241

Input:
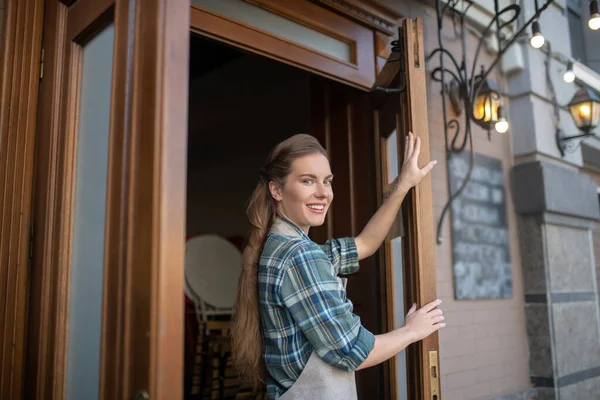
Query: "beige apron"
270 218 358 400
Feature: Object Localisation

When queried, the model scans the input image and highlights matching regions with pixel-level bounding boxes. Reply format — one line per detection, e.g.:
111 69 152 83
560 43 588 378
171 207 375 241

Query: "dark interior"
184 33 311 400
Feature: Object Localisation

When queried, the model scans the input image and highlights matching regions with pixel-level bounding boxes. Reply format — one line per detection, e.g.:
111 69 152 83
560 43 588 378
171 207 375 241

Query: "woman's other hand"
396 131 437 193
403 299 445 342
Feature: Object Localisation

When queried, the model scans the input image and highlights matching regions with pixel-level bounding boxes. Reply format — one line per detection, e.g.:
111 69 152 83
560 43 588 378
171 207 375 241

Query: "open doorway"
183 33 313 399
182 31 394 399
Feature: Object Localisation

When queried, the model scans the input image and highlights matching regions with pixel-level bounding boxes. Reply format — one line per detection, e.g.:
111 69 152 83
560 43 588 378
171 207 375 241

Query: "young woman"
232 133 444 400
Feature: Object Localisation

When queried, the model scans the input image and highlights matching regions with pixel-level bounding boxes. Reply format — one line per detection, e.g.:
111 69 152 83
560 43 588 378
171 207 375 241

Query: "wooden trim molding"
190 0 376 90
0 0 44 398
314 0 402 36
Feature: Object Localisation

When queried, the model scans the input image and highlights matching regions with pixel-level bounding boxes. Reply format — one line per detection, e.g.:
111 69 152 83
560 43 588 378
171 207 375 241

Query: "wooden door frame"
400 18 440 400
0 1 44 399
1 2 437 400
7 0 189 399
372 18 440 400
189 0 400 90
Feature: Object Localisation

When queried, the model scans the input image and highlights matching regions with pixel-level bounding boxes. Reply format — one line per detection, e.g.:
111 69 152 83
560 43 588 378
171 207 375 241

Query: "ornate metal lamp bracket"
429 0 556 244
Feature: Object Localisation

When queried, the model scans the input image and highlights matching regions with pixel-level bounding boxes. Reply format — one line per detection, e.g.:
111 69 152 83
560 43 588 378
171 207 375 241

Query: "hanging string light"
495 106 509 133
530 0 545 48
563 61 575 83
590 0 600 30
530 20 545 48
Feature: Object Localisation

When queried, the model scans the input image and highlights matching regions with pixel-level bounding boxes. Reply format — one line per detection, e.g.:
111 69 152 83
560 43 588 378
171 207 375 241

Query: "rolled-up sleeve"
280 243 374 371
319 237 360 276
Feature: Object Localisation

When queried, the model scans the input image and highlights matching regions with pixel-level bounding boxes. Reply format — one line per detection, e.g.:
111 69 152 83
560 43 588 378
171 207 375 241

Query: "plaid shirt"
258 219 375 399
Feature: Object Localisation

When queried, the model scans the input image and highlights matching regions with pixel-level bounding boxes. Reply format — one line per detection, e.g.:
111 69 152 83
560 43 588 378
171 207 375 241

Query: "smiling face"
269 153 333 234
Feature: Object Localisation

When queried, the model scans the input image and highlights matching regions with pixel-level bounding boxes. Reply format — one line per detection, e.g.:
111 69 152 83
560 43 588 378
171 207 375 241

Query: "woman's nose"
314 183 329 198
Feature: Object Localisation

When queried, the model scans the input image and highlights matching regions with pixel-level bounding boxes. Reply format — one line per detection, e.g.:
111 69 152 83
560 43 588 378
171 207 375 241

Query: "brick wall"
421 8 531 400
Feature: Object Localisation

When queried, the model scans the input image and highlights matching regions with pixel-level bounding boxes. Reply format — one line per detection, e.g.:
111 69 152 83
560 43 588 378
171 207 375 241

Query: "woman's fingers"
429 309 443 317
413 135 421 160
420 160 438 176
404 132 413 161
422 299 442 312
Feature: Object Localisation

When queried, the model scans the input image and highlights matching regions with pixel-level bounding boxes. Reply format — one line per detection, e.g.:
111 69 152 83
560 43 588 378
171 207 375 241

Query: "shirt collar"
271 216 309 240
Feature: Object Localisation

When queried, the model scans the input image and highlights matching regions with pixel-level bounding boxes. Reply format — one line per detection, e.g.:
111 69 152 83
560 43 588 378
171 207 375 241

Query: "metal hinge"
429 350 440 399
40 49 44 79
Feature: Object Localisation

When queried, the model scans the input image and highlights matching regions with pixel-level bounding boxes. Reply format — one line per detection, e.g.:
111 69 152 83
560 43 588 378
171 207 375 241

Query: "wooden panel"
190 1 376 90
0 1 44 399
400 18 440 400
122 0 188 398
26 4 117 399
314 0 401 35
99 0 133 397
66 0 114 41
25 3 68 398
25 1 189 399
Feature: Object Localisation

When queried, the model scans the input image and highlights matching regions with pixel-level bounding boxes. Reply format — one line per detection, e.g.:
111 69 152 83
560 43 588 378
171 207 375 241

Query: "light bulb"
590 15 600 30
564 61 575 83
579 104 591 119
530 33 545 49
564 70 575 83
530 20 545 49
495 118 509 133
590 1 600 30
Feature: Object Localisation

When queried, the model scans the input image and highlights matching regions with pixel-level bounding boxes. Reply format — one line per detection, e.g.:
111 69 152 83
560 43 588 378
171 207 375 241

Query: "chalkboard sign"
448 152 512 299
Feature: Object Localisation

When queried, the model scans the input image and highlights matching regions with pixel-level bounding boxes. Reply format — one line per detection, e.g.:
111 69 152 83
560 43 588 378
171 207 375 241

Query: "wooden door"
24 1 189 399
373 18 441 400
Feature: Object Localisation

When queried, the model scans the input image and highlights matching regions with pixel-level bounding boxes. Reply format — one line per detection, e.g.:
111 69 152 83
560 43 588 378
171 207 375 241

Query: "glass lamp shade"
472 78 501 129
568 88 600 132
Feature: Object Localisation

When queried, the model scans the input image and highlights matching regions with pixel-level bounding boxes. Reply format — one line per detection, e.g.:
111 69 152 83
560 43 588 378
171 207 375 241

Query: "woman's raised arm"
355 132 436 260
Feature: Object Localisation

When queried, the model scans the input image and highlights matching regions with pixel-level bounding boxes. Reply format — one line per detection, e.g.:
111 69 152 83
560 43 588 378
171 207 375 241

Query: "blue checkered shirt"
258 219 375 399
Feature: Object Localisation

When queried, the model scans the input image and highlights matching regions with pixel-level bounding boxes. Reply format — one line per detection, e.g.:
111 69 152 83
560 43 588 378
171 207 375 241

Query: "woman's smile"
307 203 326 213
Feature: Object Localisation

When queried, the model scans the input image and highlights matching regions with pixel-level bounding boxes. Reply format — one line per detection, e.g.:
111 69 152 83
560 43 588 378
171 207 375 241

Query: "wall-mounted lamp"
472 76 502 131
569 88 600 132
530 20 545 48
590 0 600 30
447 72 506 135
563 61 575 83
556 88 600 156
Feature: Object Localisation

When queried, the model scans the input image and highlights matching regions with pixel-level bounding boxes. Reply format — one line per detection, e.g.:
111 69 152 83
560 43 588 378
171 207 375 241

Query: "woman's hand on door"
396 131 437 194
403 299 445 342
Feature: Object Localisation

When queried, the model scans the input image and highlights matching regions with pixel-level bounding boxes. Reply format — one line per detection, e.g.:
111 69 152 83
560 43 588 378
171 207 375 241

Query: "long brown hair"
231 134 328 388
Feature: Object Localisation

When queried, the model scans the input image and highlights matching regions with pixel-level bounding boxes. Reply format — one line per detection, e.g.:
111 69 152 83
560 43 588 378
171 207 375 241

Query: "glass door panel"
66 23 115 400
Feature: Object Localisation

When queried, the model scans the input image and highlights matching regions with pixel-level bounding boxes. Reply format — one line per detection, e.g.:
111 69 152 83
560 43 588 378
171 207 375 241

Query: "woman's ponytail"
231 177 275 388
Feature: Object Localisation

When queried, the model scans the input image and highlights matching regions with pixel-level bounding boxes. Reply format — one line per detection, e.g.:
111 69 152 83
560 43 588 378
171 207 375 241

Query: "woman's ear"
268 181 282 201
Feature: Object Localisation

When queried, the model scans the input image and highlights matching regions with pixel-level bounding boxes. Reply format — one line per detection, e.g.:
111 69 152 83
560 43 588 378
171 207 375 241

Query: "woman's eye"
303 179 313 184
324 179 332 185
